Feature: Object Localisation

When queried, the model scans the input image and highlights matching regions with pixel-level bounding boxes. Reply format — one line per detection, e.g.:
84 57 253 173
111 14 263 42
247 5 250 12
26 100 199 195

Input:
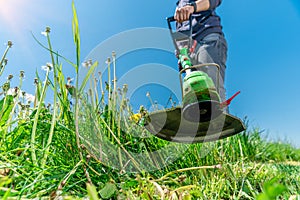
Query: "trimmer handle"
166 16 193 52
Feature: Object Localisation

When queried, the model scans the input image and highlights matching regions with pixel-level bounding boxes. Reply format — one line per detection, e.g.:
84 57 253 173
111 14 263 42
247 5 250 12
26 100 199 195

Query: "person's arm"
174 0 221 22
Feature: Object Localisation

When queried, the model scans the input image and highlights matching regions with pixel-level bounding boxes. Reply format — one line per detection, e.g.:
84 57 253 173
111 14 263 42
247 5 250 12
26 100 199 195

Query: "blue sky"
0 0 300 147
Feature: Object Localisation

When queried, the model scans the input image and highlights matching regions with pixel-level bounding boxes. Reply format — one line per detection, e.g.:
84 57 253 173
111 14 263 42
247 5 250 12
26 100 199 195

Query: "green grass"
0 2 300 199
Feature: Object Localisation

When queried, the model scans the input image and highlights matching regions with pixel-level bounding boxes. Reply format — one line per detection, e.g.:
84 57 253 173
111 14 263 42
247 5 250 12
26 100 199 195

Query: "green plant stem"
0 153 33 182
112 52 124 171
98 72 104 104
3 75 24 141
0 44 11 77
57 160 83 191
156 164 222 181
106 58 113 140
31 68 50 166
93 74 99 108
72 0 92 184
98 116 142 173
117 96 124 172
41 33 58 169
112 51 117 115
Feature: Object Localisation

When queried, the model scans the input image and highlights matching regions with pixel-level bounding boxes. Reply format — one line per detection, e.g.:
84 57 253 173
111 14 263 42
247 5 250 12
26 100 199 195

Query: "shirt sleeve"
209 0 222 10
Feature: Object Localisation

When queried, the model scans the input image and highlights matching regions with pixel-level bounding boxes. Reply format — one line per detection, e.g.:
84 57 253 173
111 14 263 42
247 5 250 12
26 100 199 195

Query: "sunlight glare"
0 1 29 31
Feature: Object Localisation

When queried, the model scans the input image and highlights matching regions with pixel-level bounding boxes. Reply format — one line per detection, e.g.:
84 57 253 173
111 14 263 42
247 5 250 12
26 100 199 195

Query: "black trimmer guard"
144 106 245 143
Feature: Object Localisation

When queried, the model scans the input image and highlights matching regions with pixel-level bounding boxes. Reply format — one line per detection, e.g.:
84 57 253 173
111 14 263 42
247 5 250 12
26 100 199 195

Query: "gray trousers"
191 33 228 102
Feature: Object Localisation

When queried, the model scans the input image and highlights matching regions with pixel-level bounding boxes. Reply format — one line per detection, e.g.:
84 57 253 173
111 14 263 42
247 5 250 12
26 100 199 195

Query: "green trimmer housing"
178 47 223 122
143 16 245 143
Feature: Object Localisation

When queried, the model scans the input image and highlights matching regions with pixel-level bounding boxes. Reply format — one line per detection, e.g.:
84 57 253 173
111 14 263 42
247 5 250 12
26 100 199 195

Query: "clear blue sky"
0 0 299 147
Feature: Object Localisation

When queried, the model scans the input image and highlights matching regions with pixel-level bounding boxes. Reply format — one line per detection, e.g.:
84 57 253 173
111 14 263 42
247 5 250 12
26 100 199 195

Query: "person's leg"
192 33 228 102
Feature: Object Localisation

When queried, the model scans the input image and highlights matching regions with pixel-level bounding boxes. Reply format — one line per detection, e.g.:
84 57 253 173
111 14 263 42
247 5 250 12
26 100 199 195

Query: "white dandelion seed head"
7 88 16 96
41 63 53 71
23 93 35 103
41 65 48 71
41 31 48 37
82 62 88 67
46 62 53 70
82 59 93 68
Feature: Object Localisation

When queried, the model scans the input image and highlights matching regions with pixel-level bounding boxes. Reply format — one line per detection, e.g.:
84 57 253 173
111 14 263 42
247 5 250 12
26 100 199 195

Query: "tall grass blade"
41 30 59 168
72 0 80 73
31 32 76 69
79 61 99 94
31 67 51 166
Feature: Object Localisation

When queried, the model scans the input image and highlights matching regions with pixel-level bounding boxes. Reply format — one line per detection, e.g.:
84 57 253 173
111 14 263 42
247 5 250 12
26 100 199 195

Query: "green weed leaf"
99 182 117 199
256 178 287 200
264 180 286 199
256 193 270 200
0 95 14 127
120 179 139 190
86 183 100 200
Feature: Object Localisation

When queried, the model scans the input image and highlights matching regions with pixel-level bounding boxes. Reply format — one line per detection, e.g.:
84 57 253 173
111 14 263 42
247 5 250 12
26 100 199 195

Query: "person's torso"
176 0 223 40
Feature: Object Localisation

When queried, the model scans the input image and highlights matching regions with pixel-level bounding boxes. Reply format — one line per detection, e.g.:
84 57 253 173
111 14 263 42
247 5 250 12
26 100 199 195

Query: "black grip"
167 16 176 23
166 16 192 32
166 15 193 51
167 16 176 32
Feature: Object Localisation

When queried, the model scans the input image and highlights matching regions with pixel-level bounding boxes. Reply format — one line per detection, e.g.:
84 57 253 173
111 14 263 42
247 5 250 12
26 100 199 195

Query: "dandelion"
41 65 48 71
14 87 19 94
20 70 25 78
82 59 93 68
41 31 47 37
7 74 13 80
41 63 53 71
105 57 111 64
47 103 51 109
7 88 17 96
45 26 51 33
82 62 88 68
122 84 128 93
117 88 122 95
87 59 93 66
67 77 74 85
20 104 26 111
7 40 13 48
23 93 35 103
41 26 51 36
146 92 150 97
46 62 53 69
2 82 10 93
34 78 38 85
43 80 50 86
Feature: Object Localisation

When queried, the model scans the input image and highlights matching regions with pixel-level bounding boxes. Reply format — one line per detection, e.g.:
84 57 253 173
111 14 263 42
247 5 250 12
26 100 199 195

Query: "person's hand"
174 5 194 23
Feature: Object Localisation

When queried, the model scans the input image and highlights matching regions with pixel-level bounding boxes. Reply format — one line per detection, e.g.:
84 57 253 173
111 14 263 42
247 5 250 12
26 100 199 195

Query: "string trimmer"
140 16 245 143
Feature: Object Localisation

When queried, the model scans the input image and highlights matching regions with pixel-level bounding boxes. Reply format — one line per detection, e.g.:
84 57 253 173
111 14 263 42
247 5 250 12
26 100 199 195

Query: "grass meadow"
0 2 299 200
